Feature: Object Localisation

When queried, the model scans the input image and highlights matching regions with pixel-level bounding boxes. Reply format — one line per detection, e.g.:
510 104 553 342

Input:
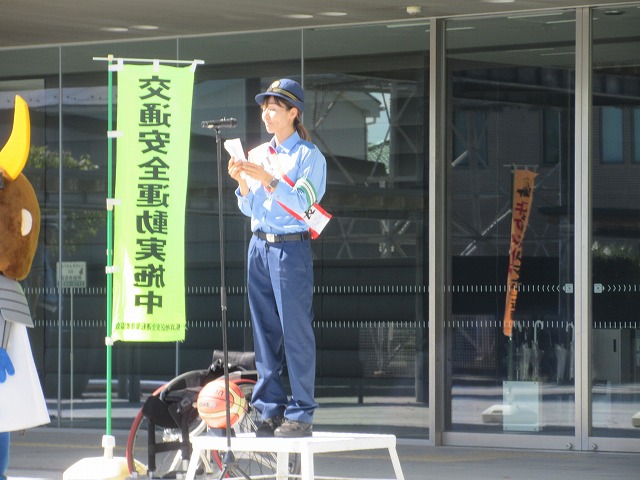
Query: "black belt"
254 231 309 243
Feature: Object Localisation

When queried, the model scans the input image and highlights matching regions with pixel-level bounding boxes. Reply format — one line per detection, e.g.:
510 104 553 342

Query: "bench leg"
185 446 201 480
299 446 315 480
276 451 289 480
388 447 405 480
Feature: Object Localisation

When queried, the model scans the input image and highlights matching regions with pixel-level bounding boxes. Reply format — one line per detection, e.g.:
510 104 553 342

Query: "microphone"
201 117 238 129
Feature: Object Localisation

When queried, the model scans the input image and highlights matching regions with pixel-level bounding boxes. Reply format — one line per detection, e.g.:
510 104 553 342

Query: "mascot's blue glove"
0 348 15 383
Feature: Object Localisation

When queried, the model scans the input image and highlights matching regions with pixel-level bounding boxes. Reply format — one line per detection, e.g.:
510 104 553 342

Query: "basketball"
197 377 247 428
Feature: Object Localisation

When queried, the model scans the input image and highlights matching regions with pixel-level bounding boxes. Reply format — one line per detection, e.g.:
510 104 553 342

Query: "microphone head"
201 117 238 129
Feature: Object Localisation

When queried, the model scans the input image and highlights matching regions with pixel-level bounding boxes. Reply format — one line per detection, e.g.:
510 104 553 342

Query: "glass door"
445 12 577 444
590 6 640 449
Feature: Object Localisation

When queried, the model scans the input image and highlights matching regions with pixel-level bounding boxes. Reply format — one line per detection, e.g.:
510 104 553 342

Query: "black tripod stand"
202 118 252 480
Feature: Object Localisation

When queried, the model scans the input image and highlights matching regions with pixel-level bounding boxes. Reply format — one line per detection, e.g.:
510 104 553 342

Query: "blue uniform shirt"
235 131 327 235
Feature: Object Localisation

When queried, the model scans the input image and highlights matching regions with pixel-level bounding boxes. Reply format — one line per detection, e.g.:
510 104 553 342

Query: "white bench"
185 431 405 480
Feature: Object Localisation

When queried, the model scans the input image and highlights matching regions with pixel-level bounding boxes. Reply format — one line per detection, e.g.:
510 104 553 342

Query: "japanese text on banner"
112 64 194 342
503 169 537 337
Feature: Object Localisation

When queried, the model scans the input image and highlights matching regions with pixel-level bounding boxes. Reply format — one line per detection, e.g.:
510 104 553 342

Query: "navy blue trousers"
247 234 318 424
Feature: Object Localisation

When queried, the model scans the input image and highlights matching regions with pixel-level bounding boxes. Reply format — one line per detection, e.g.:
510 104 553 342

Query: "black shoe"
274 419 313 438
256 415 284 437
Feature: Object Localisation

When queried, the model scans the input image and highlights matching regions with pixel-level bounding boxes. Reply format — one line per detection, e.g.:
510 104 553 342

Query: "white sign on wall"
56 261 87 289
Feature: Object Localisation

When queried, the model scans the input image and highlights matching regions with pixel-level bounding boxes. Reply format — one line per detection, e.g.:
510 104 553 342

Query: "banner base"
63 436 129 480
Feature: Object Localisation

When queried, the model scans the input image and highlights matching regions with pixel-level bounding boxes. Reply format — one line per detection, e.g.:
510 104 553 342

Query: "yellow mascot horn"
0 95 31 180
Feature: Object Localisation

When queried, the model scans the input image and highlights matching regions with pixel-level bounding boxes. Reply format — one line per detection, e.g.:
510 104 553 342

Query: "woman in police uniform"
228 79 326 438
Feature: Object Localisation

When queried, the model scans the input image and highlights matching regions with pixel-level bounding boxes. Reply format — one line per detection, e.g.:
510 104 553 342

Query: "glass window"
542 108 566 166
591 6 640 440
2 25 430 438
297 24 430 439
446 12 576 436
453 110 488 168
182 25 431 438
0 47 61 399
600 106 624 164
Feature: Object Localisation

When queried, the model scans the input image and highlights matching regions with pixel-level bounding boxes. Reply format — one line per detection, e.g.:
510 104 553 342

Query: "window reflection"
447 13 576 435
591 7 640 438
0 27 431 437
302 25 429 437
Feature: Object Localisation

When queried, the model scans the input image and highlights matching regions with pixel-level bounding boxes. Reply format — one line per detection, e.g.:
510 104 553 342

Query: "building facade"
0 5 639 453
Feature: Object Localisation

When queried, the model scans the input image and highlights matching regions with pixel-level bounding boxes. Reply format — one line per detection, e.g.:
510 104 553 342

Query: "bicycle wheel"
126 369 211 478
209 377 301 478
127 369 300 478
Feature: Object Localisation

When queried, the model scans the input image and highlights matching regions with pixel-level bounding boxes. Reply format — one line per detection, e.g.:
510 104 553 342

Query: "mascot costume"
0 95 50 479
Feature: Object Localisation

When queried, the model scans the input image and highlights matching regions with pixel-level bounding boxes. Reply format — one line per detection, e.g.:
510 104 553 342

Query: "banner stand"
482 166 537 430
64 54 203 480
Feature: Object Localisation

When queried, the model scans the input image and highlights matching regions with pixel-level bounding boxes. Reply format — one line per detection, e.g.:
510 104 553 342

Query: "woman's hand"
240 161 272 185
228 157 250 196
227 157 244 182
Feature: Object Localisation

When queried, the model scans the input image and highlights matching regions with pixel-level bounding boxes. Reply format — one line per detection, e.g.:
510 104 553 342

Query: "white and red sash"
266 146 331 239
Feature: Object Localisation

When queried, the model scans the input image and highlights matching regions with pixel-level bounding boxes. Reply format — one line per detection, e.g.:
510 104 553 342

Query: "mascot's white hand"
0 347 15 383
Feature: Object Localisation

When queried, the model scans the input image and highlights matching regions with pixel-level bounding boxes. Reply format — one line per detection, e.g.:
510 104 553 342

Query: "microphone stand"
206 124 252 480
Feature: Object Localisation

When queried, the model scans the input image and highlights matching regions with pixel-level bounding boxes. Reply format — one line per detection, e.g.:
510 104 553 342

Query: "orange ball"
197 377 247 428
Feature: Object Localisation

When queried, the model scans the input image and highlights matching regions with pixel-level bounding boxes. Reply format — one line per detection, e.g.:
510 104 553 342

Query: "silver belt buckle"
266 233 276 243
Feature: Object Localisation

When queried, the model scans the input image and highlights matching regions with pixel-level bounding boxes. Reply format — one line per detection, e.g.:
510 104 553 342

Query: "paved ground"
5 426 640 480
3 395 639 479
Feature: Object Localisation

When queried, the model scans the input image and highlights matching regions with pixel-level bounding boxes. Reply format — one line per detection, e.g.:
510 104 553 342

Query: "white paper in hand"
224 138 246 161
224 138 247 179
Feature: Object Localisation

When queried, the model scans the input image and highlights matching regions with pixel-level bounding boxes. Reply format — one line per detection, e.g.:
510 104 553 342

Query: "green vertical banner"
112 64 194 342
